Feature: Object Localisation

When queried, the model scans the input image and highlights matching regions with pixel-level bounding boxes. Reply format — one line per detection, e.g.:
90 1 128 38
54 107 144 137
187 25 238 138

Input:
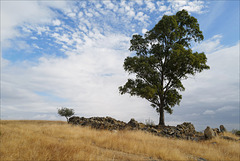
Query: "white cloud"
95 2 102 9
136 0 143 6
217 106 238 112
103 1 115 10
145 1 156 12
33 44 41 49
67 12 76 18
1 1 73 43
155 0 206 17
182 41 239 105
33 114 58 120
159 5 168 12
51 32 75 48
79 25 88 33
85 11 93 17
178 40 239 130
164 11 173 15
2 32 149 122
127 9 135 17
135 12 149 25
36 26 50 35
203 110 215 115
190 113 199 117
142 28 148 34
181 1 205 13
168 0 206 14
30 37 38 40
78 12 83 17
1 1 50 42
53 19 61 26
193 34 223 53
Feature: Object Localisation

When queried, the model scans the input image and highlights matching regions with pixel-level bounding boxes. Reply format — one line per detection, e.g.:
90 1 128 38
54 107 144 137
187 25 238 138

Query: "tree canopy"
119 10 210 126
58 107 75 123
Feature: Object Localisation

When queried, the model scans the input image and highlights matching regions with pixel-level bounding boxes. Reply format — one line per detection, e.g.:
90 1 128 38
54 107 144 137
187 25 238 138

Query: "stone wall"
69 116 204 140
68 116 239 141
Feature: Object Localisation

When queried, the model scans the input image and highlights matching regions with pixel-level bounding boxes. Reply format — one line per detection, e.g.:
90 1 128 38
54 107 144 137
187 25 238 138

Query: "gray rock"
212 128 220 136
150 128 158 133
220 125 227 132
204 126 215 139
198 157 207 161
127 118 139 129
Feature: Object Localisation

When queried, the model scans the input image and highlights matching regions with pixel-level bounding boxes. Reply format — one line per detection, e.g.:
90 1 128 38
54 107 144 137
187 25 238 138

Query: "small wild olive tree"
57 107 74 123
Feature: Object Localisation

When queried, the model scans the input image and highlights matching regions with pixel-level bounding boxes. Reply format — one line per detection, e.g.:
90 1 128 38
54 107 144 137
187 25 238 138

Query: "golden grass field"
0 120 239 161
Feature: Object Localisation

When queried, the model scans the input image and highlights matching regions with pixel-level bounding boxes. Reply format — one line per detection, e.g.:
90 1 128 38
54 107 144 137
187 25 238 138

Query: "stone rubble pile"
69 116 126 130
69 116 205 140
158 122 203 140
69 116 234 141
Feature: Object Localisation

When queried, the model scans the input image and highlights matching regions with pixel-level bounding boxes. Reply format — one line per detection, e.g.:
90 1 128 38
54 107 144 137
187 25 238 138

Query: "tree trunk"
66 117 69 123
158 104 165 126
159 70 165 126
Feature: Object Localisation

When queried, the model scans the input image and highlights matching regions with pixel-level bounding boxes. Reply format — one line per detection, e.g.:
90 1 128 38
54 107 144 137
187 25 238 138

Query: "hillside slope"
0 120 239 161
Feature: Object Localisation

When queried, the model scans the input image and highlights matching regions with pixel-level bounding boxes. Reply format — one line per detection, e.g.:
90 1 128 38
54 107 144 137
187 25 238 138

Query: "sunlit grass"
1 120 239 161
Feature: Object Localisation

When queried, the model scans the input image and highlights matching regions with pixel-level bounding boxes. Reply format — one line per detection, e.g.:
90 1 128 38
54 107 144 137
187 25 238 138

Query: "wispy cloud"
193 34 223 53
203 110 215 115
217 106 238 112
1 1 69 42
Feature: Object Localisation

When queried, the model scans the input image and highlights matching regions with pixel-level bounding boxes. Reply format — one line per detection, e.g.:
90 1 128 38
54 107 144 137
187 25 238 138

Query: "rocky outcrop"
69 116 229 141
157 122 204 141
69 116 205 140
69 116 126 130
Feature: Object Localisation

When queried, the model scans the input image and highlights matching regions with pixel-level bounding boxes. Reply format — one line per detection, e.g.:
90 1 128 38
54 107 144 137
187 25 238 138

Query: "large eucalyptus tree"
119 10 210 126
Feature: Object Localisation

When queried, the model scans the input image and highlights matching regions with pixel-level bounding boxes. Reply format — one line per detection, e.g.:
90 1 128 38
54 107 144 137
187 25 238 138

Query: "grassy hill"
0 120 239 161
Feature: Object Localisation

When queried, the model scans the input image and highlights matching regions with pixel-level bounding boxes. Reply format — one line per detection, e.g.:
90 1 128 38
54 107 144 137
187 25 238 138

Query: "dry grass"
0 120 239 161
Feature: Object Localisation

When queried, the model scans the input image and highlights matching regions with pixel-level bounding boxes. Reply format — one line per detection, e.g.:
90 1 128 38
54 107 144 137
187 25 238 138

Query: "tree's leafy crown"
58 107 75 117
119 10 210 114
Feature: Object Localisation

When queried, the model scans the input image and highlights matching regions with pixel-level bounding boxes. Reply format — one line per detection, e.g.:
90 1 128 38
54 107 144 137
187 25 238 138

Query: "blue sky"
1 0 239 131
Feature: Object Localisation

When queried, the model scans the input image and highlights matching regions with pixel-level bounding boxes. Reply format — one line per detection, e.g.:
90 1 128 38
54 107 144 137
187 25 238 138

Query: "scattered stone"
212 128 220 136
204 126 215 139
198 157 207 161
220 125 227 132
150 128 158 133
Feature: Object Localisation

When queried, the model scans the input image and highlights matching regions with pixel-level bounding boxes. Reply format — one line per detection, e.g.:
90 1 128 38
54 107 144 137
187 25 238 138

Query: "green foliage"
119 10 210 125
236 131 240 136
57 107 74 123
232 129 240 136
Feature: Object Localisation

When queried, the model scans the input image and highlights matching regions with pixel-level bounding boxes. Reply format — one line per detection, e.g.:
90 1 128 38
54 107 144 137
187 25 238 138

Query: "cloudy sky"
1 0 239 131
